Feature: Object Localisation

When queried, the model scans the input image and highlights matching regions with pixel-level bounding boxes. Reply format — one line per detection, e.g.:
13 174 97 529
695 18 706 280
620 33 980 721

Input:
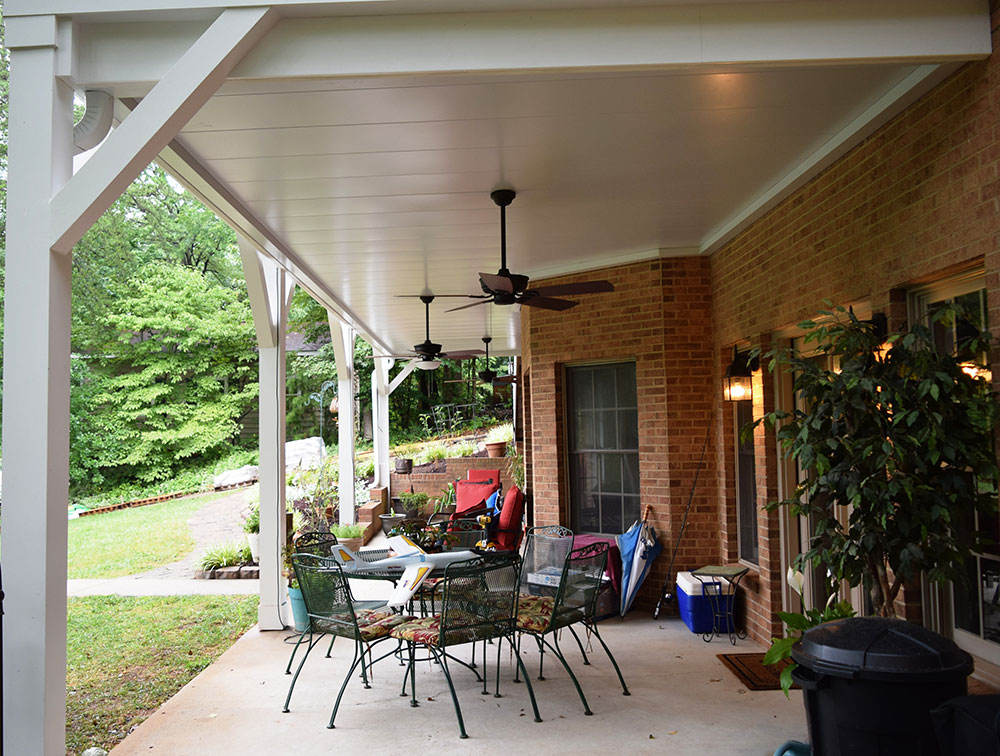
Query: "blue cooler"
676 571 733 634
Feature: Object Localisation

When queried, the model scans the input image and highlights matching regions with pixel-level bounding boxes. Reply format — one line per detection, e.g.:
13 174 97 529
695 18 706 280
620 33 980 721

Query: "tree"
760 305 1000 618
72 263 258 486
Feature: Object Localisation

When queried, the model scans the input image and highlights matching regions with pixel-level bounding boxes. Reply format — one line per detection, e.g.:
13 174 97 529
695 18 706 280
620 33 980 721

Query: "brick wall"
388 456 513 503
521 258 718 613
710 11 1000 641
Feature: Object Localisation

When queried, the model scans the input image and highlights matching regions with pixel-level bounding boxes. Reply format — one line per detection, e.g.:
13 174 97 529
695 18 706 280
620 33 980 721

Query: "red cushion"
467 468 501 485
453 480 497 518
496 486 525 551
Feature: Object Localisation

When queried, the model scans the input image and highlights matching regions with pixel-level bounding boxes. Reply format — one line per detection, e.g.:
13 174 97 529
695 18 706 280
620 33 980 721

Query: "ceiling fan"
444 337 516 385
374 295 483 370
446 189 615 313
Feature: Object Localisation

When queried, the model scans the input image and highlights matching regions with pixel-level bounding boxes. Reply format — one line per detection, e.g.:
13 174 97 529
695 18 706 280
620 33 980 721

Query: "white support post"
238 237 294 630
1 31 74 755
371 359 391 490
330 316 356 524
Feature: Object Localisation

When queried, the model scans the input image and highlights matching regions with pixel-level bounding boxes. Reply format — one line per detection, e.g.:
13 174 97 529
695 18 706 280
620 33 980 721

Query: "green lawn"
66 595 259 755
67 490 226 579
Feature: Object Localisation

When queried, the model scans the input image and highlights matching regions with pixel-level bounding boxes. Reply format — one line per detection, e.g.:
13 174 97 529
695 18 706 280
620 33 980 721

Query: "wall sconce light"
723 346 759 402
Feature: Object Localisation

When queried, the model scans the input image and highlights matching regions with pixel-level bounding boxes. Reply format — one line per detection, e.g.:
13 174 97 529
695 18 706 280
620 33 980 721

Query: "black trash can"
790 617 973 756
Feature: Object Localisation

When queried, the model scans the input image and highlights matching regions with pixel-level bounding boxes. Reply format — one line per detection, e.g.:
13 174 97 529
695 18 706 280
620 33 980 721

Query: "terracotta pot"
339 536 363 551
394 458 413 474
486 441 507 458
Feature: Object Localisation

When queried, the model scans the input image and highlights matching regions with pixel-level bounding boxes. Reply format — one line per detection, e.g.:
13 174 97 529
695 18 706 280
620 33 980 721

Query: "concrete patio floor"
108 605 807 756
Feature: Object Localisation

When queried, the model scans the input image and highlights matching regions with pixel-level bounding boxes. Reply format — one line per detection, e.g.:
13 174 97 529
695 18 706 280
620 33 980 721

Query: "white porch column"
371 359 391 489
1 22 74 755
330 317 356 524
239 238 294 630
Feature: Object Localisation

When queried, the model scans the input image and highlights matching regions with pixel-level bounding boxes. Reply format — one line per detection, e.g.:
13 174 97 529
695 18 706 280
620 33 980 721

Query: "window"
910 270 999 658
734 400 758 564
566 362 639 535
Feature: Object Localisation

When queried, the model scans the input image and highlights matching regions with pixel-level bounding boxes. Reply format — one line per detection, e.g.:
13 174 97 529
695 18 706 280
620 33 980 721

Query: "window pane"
735 400 758 564
954 557 981 636
594 366 617 408
623 496 641 526
575 493 601 533
984 557 1000 644
623 454 640 495
574 410 594 450
597 409 618 449
600 494 624 534
616 363 637 406
601 454 622 492
571 368 594 410
618 409 639 450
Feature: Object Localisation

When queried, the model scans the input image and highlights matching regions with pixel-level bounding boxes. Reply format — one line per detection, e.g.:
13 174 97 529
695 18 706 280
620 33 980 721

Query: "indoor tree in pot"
758 304 1000 694
759 304 1000 619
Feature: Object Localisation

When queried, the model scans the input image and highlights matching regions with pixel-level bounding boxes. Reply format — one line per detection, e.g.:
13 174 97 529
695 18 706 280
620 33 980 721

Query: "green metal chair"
285 553 414 727
514 541 630 715
284 532 339 674
388 552 542 738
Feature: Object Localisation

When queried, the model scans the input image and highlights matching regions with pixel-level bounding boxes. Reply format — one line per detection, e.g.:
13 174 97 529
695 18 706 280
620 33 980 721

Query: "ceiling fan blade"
479 272 515 294
444 378 477 383
445 299 493 313
394 294 485 298
493 376 517 384
520 296 578 311
374 353 415 359
440 349 486 359
530 280 614 297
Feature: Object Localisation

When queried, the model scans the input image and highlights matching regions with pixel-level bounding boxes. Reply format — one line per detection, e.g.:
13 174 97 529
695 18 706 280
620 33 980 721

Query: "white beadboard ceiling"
46 2 988 358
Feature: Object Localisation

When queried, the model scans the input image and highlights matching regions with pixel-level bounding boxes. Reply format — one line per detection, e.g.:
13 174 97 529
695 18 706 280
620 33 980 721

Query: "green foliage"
396 491 429 512
758 304 1000 617
331 522 363 539
507 442 526 489
388 518 455 552
355 455 375 478
486 422 514 444
763 596 856 697
72 263 258 487
66 595 259 755
243 503 260 534
198 541 253 570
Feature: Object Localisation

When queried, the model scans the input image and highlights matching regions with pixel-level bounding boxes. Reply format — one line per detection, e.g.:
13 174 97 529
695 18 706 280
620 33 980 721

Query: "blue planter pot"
287 585 309 632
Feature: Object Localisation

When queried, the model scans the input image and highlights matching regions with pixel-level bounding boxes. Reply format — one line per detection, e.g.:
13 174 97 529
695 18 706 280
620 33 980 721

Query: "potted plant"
758 304 1000 620
485 423 513 457
379 506 408 535
394 457 413 474
242 504 260 563
282 544 309 632
331 522 365 551
397 491 429 519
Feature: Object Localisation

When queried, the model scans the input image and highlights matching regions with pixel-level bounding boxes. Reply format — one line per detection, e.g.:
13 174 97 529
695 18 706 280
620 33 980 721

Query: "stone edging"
196 565 260 580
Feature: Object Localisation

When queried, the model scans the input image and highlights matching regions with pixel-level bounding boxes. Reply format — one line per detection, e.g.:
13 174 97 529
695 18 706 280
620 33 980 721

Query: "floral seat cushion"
389 616 481 646
317 609 415 641
515 594 584 633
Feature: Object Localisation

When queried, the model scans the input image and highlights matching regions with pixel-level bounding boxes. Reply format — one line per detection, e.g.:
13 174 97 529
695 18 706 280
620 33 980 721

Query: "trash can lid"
790 617 973 682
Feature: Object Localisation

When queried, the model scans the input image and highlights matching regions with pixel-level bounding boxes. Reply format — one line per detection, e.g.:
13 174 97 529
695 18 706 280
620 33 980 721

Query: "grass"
66 595 259 755
67 490 228 579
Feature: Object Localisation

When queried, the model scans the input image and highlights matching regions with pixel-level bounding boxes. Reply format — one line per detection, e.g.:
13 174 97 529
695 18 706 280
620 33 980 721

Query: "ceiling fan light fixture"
416 359 441 371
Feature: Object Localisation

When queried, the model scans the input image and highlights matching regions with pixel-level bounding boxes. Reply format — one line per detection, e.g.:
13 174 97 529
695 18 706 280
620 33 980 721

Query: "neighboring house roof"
285 331 330 356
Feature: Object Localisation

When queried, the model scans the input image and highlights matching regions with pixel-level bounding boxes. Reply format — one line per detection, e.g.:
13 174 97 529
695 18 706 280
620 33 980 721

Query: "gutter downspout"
72 89 113 154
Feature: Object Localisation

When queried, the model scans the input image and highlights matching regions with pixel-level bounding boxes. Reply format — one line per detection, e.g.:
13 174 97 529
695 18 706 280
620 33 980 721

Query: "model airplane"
329 534 479 608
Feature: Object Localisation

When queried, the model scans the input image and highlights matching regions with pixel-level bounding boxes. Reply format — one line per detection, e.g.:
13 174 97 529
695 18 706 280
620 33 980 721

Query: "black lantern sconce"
723 346 759 402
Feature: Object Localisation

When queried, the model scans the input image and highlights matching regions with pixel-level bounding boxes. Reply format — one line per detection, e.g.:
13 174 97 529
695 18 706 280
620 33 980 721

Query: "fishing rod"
653 415 713 620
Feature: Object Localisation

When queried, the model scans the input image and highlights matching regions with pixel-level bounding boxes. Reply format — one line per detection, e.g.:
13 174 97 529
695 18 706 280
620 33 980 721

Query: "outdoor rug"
717 652 798 691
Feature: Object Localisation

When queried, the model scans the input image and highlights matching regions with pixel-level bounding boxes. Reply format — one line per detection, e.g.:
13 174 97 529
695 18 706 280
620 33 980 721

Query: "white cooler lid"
676 571 724 595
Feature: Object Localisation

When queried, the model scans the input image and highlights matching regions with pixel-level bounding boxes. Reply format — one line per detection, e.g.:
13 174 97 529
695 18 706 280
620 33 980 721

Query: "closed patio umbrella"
616 505 662 616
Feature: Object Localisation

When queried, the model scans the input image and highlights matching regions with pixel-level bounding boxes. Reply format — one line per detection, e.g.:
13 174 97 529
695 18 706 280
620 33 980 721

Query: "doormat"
717 652 798 691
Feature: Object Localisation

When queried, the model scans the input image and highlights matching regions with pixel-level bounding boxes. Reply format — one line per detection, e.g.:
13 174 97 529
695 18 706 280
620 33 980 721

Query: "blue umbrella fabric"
616 508 663 616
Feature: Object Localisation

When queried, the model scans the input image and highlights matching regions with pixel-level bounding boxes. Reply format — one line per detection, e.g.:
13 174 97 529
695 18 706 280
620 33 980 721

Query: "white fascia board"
525 247 699 281
700 63 957 254
68 1 990 89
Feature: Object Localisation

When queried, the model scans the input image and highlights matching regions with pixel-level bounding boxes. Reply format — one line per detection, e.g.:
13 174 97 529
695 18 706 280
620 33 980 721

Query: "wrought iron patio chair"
388 552 542 738
285 554 415 726
284 532 339 674
514 541 630 715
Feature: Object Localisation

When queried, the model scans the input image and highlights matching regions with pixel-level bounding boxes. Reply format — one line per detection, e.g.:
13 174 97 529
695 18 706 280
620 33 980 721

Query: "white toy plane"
329 534 479 608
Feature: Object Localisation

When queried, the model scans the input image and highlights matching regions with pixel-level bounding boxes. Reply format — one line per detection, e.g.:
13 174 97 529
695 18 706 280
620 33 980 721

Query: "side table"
691 565 749 645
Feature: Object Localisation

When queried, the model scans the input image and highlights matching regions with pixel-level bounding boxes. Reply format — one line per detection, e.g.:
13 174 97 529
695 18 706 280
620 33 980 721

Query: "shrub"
331 523 364 539
242 504 260 534
199 541 253 570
